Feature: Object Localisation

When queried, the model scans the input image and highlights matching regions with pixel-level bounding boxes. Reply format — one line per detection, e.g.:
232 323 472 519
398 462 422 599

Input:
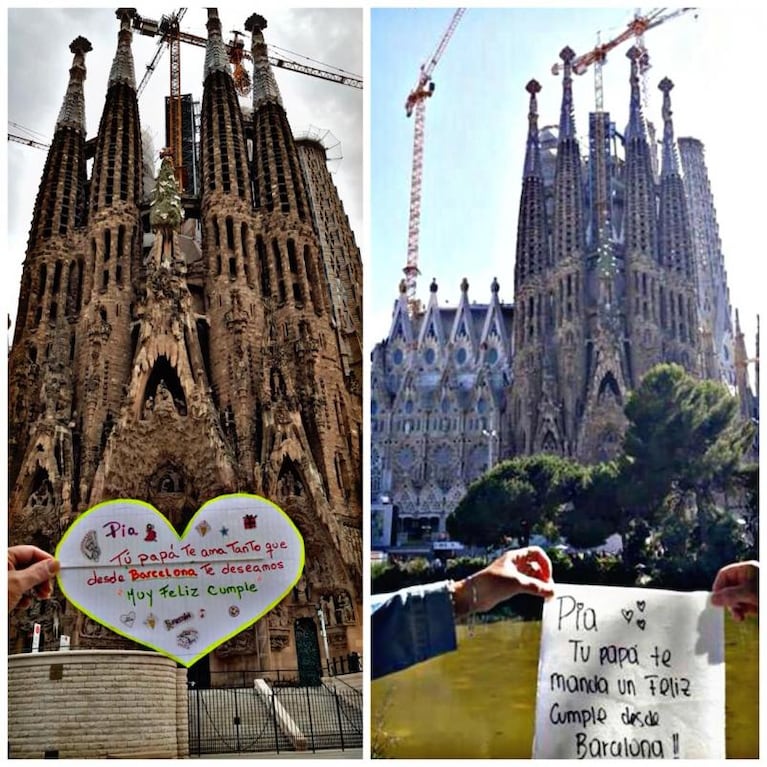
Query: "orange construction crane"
134 11 362 98
402 8 465 317
552 8 696 111
134 9 188 188
227 31 251 97
131 9 362 191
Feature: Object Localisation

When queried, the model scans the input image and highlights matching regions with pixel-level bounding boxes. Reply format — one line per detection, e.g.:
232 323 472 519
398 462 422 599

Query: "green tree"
447 454 587 547
446 363 754 580
559 461 622 549
621 364 754 516
619 363 756 570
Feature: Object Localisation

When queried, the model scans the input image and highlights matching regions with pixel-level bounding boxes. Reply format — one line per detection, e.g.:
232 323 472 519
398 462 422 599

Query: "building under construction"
371 42 758 546
8 9 362 685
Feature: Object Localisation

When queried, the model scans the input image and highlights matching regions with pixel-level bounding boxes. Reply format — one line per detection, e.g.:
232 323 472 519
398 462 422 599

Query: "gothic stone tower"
510 45 701 464
371 26 752 550
8 9 362 679
370 277 513 541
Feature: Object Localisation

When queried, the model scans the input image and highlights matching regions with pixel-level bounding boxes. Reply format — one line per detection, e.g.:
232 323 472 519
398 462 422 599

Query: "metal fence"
189 654 362 690
187 675 362 755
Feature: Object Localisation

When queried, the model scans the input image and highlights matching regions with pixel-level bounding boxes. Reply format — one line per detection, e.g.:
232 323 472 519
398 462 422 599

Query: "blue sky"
369 6 763 381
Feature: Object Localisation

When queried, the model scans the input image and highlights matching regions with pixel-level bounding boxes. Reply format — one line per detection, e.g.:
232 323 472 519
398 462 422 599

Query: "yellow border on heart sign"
55 492 306 667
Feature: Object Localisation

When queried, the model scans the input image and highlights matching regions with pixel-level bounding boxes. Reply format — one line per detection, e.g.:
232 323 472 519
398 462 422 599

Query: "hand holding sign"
8 545 60 612
56 494 304 666
710 560 759 622
452 546 554 618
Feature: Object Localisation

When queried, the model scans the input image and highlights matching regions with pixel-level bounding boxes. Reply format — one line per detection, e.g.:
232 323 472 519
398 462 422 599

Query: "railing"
189 654 362 690
326 652 362 677
187 675 362 755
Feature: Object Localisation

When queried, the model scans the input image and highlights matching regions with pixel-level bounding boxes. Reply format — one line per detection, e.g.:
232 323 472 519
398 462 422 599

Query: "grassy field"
371 615 758 759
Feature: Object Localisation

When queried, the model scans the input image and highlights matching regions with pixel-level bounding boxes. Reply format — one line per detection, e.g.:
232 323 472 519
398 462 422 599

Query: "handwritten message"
56 494 304 666
533 584 724 759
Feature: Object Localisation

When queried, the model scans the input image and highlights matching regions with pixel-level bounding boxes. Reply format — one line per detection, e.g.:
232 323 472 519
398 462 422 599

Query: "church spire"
657 74 693 275
523 79 542 178
552 47 584 265
625 46 647 142
658 77 681 179
623 45 657 262
514 79 549 312
25 37 91 250
56 36 91 132
557 47 577 140
245 12 309 220
204 8 231 77
89 9 143 213
108 8 137 90
198 7 250 203
245 13 284 109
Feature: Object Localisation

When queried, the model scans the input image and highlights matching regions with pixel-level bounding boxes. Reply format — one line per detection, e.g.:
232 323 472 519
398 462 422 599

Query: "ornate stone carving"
269 631 290 652
334 590 355 625
88 306 112 341
149 152 184 230
326 625 347 648
214 628 257 657
320 594 336 626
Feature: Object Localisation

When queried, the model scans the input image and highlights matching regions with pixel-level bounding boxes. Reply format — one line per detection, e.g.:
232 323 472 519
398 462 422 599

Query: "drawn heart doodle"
637 600 646 613
637 619 647 631
56 494 304 667
621 608 634 624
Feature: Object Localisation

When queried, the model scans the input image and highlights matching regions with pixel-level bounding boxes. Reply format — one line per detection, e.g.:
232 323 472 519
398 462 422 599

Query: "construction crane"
8 121 51 150
134 11 363 97
131 9 363 191
402 8 465 318
8 133 49 150
227 31 251 97
552 8 696 111
134 9 188 187
11 11 362 162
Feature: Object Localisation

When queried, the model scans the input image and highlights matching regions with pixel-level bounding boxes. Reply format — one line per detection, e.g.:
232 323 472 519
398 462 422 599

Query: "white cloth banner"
533 583 725 759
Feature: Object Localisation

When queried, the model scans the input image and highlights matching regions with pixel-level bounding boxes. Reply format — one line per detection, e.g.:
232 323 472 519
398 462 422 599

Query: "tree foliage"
447 454 587 547
620 364 755 517
559 461 623 549
447 363 756 576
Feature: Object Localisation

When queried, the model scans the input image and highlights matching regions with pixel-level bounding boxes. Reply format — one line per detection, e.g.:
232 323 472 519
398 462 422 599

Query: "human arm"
371 579 458 680
8 545 60 612
710 560 758 622
371 547 554 679
450 546 555 618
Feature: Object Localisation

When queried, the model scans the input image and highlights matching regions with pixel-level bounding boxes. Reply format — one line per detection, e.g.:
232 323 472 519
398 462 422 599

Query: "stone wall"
8 650 189 759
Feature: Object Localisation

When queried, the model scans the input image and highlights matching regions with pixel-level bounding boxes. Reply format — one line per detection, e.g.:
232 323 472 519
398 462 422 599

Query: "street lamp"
482 428 498 469
316 604 333 677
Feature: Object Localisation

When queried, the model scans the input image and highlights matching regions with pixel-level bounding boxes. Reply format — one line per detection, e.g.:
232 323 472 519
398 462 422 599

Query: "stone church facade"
8 10 362 682
371 46 757 545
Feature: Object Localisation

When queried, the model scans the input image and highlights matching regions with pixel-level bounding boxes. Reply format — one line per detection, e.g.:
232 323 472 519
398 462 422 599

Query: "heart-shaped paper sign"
55 494 304 667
